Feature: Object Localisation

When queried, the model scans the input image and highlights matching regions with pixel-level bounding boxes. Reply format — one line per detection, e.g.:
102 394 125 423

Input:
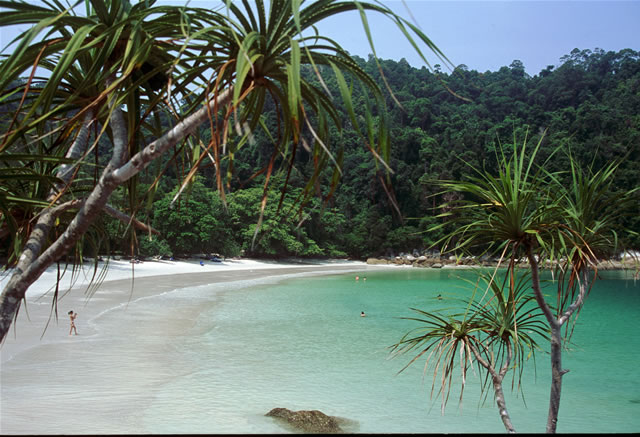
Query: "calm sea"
140 267 640 434
2 267 638 434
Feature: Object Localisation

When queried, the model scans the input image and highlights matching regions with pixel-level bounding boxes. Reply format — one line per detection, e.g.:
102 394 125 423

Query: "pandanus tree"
0 0 448 342
391 270 548 434
393 130 637 433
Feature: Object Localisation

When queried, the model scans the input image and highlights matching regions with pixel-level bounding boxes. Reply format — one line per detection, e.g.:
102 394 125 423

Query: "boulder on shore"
366 257 389 265
266 407 343 434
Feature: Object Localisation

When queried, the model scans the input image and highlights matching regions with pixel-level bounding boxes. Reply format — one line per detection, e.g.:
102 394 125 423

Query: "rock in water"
266 407 343 433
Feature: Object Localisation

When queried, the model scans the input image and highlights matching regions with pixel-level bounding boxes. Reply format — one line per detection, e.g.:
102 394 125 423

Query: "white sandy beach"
0 257 395 434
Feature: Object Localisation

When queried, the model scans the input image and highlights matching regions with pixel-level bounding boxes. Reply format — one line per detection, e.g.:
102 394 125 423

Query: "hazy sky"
314 0 640 75
1 1 639 76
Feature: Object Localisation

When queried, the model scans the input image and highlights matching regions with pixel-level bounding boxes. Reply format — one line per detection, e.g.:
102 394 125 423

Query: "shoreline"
366 254 640 271
1 256 638 434
1 257 400 434
0 257 395 364
2 253 635 364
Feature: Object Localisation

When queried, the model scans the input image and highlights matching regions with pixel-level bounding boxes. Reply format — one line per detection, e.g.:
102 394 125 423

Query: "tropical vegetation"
0 0 446 342
391 133 637 433
102 48 640 259
1 1 638 433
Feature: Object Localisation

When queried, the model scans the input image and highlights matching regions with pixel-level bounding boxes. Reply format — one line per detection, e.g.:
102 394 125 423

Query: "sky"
312 0 640 75
1 1 639 76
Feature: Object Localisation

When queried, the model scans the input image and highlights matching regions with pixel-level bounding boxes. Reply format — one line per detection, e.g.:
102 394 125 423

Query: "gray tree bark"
470 342 516 434
527 247 589 433
0 85 233 343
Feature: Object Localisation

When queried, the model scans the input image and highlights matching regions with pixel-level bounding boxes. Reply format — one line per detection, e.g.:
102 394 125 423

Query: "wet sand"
0 258 386 434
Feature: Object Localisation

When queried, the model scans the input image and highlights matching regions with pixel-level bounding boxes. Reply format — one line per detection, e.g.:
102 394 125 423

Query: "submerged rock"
266 407 344 433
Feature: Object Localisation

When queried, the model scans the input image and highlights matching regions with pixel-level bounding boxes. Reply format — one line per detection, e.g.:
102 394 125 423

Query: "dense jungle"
2 47 639 261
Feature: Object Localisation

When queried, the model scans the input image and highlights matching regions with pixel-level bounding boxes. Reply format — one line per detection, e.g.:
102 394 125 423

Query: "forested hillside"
132 47 639 260
3 48 640 260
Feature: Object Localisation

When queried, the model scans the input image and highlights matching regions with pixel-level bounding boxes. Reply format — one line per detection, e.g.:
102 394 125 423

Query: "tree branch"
53 110 94 198
111 87 233 183
0 86 234 343
526 246 559 329
103 204 159 235
106 76 130 170
557 267 589 326
468 341 516 434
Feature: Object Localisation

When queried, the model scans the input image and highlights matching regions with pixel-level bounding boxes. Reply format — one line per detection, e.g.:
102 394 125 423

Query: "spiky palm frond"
428 129 559 263
418 126 637 433
391 308 483 414
466 270 548 392
179 0 451 226
0 0 211 265
1 0 450 342
545 156 638 331
391 268 548 434
1 0 449 258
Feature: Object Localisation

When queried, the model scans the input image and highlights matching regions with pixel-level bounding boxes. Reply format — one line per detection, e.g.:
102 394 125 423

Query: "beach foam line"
0 258 371 301
0 258 396 364
0 258 402 434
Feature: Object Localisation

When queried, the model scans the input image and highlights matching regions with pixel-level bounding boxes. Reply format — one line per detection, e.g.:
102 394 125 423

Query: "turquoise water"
140 268 640 434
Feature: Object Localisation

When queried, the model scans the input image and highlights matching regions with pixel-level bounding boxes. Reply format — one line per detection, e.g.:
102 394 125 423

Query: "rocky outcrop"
366 253 640 271
365 257 389 265
366 254 459 268
266 407 344 434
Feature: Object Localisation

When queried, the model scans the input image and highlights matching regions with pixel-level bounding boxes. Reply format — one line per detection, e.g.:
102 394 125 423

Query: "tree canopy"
0 0 448 342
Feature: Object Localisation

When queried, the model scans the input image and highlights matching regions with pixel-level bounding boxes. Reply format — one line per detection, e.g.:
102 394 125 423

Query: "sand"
0 257 393 434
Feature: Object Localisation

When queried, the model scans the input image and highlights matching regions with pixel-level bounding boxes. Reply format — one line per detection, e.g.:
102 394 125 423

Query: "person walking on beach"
68 310 78 335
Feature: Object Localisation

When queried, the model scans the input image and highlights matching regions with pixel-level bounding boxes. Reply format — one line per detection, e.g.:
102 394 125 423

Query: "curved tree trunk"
0 86 233 344
470 343 516 433
491 373 516 434
527 247 591 433
547 323 566 433
526 247 564 433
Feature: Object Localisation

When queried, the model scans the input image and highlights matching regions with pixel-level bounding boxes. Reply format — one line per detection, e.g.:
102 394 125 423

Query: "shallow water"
142 268 640 434
2 267 639 434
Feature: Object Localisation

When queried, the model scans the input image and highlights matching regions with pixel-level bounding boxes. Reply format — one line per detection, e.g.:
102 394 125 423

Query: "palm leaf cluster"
391 270 547 427
550 158 637 322
430 129 635 314
0 0 214 265
393 128 637 433
431 130 554 261
0 0 448 262
0 1 449 341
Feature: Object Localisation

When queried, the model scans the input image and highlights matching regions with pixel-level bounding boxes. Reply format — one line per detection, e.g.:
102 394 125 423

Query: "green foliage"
340 207 392 258
391 269 547 416
152 179 240 257
383 225 424 255
2 15 639 262
0 0 451 268
394 128 636 432
432 129 552 257
137 234 172 258
227 184 324 258
217 47 640 259
366 49 639 252
301 199 350 258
